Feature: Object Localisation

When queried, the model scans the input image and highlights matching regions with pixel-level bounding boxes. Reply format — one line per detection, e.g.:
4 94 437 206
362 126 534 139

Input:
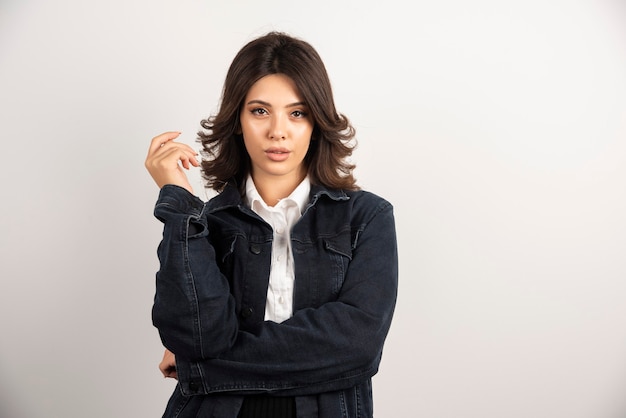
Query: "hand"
159 348 178 379
145 131 200 194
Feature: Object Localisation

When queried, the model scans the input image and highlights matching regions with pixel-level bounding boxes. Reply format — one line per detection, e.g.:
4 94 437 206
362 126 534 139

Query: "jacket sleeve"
161 192 398 396
151 185 239 360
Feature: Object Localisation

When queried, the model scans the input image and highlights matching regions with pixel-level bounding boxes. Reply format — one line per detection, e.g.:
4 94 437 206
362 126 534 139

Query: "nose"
269 114 286 140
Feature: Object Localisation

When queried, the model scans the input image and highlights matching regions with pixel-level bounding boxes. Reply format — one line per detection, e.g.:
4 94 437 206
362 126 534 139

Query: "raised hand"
145 131 200 193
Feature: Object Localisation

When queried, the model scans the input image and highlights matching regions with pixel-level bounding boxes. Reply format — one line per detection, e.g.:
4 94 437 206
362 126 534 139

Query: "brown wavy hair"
198 31 358 192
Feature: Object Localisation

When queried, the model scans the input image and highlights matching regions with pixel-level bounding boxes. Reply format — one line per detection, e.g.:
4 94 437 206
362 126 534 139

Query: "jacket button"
189 380 199 393
250 244 261 254
241 307 253 318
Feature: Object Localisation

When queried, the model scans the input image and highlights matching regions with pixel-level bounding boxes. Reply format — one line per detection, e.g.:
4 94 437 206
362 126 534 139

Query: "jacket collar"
206 179 350 214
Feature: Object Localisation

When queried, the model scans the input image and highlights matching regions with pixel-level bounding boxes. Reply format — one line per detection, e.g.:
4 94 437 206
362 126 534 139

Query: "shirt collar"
244 174 311 215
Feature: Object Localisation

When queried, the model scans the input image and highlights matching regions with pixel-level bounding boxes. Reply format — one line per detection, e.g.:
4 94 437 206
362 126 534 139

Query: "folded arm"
153 186 398 395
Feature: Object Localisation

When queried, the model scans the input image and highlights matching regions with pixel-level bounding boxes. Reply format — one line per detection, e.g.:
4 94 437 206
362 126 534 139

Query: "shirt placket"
271 210 290 322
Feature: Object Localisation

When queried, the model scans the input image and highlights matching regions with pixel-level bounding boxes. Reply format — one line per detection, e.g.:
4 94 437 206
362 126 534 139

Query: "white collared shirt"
245 175 311 323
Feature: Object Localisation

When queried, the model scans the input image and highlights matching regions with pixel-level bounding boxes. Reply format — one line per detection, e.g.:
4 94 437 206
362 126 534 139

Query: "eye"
291 110 308 118
251 107 268 116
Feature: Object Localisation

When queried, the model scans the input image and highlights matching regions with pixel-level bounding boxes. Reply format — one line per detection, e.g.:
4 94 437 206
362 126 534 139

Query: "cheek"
296 123 314 140
298 139 313 157
241 123 264 147
242 138 259 160
240 115 264 134
240 132 256 155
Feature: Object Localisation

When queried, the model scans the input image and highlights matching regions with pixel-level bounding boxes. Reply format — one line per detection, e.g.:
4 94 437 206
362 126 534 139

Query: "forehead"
245 74 303 102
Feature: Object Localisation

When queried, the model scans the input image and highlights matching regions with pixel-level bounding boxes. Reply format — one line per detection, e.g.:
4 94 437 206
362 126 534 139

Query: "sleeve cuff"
154 184 205 219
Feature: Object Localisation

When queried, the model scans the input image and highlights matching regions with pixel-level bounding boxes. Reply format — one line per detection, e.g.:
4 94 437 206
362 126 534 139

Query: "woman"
145 31 398 418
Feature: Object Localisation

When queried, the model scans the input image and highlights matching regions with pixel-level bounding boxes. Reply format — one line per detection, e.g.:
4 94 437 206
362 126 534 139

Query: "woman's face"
240 73 314 186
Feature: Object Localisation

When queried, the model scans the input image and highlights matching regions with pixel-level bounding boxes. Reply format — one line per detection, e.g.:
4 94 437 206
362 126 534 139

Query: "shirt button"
276 227 284 234
278 296 284 304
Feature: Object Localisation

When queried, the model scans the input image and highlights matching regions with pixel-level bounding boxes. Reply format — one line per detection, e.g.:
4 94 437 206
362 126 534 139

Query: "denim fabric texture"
152 182 398 418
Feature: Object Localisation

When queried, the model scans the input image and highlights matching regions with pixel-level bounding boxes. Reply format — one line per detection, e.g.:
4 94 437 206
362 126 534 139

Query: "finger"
162 365 177 378
183 148 202 169
147 146 196 171
148 131 182 155
159 350 178 379
191 153 201 167
152 142 199 164
178 150 199 171
145 144 197 192
165 147 200 171
164 369 178 379
159 360 175 377
163 365 177 378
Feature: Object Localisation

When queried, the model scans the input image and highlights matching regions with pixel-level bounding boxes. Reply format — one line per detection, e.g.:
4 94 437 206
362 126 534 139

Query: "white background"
1 1 626 417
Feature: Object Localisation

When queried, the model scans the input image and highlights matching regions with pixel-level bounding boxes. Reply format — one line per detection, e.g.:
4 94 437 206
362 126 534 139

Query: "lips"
265 147 291 161
266 147 290 153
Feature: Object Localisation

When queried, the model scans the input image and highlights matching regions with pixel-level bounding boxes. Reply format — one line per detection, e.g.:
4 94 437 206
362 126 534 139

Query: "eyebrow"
246 99 308 108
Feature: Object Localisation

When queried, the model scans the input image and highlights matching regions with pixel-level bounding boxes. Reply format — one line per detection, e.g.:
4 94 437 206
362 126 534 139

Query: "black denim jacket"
152 182 398 417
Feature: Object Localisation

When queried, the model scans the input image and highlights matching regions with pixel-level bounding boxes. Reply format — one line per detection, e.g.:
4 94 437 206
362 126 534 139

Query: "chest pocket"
293 227 354 308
